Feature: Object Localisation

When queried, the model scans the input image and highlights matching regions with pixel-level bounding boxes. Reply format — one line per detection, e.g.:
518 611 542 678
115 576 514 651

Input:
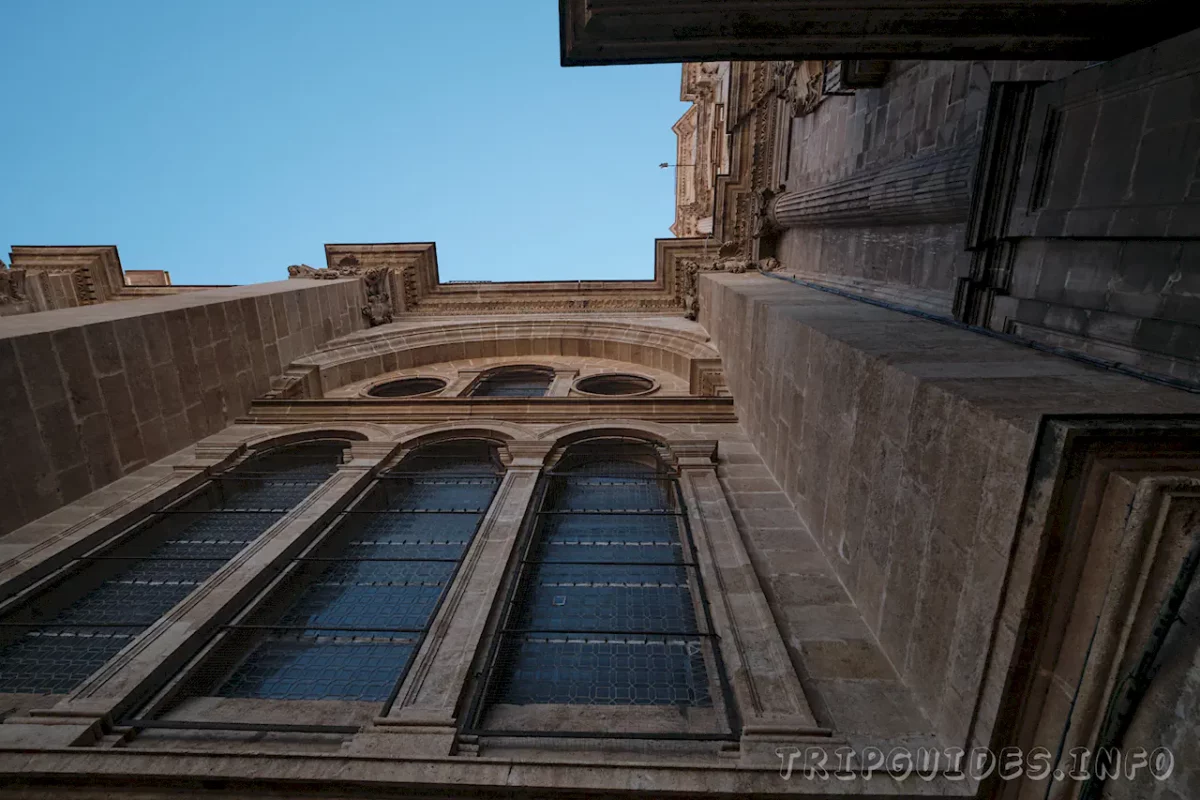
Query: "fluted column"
767 145 975 230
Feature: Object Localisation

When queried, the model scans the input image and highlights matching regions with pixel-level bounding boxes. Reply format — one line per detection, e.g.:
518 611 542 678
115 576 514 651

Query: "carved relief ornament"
677 254 782 320
0 263 26 305
286 262 396 327
775 60 825 117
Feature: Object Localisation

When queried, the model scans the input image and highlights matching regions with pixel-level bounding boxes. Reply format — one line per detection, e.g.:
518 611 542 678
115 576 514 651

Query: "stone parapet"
0 279 365 536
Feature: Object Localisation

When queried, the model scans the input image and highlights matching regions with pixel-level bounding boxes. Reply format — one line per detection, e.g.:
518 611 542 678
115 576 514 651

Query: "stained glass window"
150 440 502 707
0 439 349 696
469 367 553 398
471 440 731 737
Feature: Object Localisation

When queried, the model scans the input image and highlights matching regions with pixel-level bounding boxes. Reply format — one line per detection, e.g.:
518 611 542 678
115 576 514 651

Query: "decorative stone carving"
751 187 780 240
287 264 321 279
0 264 26 304
670 62 789 257
689 358 729 397
775 60 825 117
288 263 355 280
670 62 731 239
678 254 781 320
360 267 394 327
287 261 395 327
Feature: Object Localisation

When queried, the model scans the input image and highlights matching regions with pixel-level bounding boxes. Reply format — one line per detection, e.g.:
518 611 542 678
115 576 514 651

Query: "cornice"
240 397 737 425
288 239 718 321
8 245 125 306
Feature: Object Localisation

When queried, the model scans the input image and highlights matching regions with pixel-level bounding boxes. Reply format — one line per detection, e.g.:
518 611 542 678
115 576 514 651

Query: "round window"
367 377 446 398
575 374 656 396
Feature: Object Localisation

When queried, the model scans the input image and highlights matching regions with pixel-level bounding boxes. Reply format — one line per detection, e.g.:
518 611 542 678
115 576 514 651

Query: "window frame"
572 372 658 397
121 439 508 734
461 437 740 741
0 439 351 702
365 376 448 398
466 365 556 398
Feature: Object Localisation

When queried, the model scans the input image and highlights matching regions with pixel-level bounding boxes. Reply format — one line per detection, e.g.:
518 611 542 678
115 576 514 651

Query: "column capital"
346 440 400 463
667 438 718 469
191 442 246 462
502 440 554 468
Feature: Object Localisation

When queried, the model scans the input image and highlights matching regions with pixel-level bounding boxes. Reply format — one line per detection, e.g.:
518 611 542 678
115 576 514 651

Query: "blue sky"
0 2 687 284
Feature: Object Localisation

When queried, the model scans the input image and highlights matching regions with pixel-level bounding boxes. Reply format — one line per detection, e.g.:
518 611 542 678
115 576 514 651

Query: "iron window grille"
0 439 349 696
125 440 503 731
465 439 738 741
469 367 554 398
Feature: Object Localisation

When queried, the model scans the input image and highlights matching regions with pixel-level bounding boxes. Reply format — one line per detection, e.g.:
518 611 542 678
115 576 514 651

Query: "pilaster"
349 440 553 756
546 367 579 397
667 438 828 761
447 368 484 397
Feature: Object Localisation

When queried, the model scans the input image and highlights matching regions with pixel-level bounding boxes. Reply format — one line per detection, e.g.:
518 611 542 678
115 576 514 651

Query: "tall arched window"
128 440 503 731
0 439 350 697
469 366 554 398
468 438 735 740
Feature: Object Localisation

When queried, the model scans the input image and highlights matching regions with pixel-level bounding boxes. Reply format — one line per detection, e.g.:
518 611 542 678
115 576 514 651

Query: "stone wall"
964 30 1200 388
714 432 935 749
699 270 1200 745
0 279 364 536
0 410 937 787
775 59 1087 308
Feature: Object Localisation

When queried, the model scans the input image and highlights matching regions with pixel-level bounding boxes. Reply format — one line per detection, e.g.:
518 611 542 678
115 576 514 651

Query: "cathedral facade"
1 13 1199 800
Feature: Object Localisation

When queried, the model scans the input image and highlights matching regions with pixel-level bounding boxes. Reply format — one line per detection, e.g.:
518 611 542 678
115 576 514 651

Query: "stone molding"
241 397 737 426
392 419 538 447
776 60 826 118
675 465 825 757
284 240 724 319
0 745 968 796
689 357 729 397
678 255 783 320
0 470 196 594
955 81 1043 327
3 246 203 316
990 419 1200 799
501 440 555 468
348 440 401 462
8 245 123 309
559 0 1188 64
666 438 719 468
283 316 722 399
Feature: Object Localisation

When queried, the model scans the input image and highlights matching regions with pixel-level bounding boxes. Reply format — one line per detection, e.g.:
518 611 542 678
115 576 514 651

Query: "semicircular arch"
536 418 680 447
292 318 718 395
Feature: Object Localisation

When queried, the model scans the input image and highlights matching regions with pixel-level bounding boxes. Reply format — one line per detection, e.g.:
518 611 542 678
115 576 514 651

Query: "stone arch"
240 422 392 451
536 418 680 447
289 318 720 397
395 419 537 449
